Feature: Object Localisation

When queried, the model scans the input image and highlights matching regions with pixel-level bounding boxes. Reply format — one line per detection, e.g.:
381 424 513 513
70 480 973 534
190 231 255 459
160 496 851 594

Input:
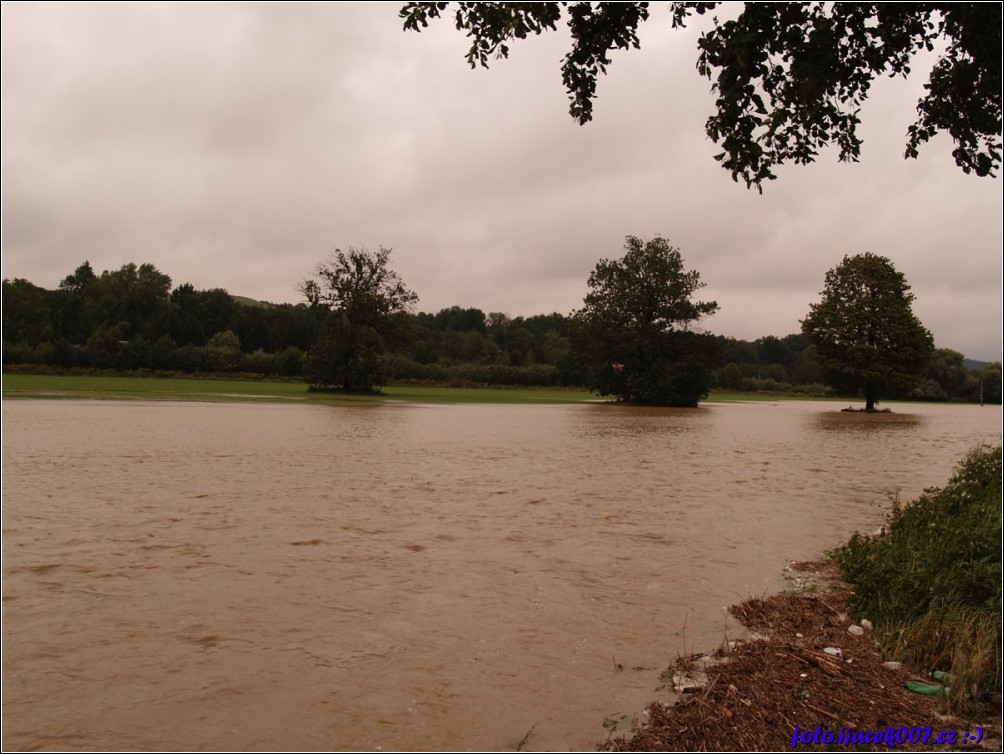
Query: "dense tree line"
2 259 999 404
2 262 318 377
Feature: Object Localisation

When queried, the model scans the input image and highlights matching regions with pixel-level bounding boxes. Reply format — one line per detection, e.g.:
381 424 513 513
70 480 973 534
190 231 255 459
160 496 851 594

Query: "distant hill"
963 358 997 371
232 295 277 309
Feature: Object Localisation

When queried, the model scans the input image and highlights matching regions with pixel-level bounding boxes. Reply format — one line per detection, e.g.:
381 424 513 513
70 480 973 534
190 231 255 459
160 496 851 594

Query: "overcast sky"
3 3 1001 360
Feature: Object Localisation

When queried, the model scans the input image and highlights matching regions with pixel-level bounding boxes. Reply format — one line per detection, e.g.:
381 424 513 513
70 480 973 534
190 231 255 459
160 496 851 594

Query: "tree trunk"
865 382 876 412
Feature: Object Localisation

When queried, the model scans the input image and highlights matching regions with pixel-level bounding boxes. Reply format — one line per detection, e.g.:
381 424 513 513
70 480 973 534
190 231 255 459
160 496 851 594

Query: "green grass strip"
2 372 855 406
1 373 598 406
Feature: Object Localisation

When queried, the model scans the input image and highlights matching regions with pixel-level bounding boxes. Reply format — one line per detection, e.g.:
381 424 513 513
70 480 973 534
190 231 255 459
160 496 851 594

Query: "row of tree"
3 245 1001 406
295 239 1000 408
3 262 318 376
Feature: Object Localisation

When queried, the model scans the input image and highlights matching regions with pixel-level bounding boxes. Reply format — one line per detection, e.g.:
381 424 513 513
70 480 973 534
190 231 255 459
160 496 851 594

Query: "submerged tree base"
841 406 893 413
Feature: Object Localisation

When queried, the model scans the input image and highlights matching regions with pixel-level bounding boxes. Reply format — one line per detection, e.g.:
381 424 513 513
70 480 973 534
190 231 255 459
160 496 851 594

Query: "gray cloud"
3 3 1001 360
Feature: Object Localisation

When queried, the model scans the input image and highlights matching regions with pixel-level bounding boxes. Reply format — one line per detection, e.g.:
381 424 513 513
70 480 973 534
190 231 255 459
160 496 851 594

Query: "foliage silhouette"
801 253 934 411
401 2 1002 189
571 235 718 406
300 247 418 392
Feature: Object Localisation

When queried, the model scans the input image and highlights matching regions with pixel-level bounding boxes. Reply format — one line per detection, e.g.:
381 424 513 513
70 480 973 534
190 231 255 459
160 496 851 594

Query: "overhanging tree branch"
401 1 1002 190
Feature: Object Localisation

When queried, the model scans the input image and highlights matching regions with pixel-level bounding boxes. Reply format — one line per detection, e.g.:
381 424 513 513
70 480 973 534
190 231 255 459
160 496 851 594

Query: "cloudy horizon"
3 3 1001 360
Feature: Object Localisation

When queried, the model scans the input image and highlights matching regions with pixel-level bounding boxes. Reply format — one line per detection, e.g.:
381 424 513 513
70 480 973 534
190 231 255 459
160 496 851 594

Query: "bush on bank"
830 445 1003 714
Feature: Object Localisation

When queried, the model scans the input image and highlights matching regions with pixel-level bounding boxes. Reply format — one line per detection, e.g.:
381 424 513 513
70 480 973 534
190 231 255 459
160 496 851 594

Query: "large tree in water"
571 235 718 407
801 253 934 411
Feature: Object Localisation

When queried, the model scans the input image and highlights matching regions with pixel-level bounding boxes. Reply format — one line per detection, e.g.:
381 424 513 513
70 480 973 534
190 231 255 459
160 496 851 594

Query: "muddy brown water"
2 399 1000 751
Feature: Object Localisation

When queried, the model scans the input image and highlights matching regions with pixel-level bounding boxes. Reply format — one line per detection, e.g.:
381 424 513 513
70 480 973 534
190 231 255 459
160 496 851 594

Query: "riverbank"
601 561 1001 751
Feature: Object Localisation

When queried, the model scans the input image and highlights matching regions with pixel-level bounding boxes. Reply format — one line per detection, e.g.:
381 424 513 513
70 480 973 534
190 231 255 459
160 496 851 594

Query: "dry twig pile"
603 562 1000 752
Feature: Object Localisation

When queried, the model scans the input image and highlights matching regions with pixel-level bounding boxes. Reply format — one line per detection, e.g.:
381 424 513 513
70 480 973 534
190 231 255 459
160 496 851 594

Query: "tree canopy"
801 253 934 411
401 2 1002 190
571 235 718 406
300 247 418 392
2 278 53 347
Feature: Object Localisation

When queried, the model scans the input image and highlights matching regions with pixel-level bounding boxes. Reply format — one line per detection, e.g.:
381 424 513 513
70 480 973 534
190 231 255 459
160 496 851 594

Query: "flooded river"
2 398 1000 751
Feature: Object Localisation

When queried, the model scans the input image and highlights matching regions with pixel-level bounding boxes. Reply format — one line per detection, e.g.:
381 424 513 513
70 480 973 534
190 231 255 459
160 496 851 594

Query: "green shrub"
830 445 1002 713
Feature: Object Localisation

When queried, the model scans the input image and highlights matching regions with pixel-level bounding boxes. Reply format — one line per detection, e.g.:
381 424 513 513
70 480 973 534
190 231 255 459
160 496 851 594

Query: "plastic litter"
904 680 944 696
882 661 903 670
848 624 865 636
823 647 843 657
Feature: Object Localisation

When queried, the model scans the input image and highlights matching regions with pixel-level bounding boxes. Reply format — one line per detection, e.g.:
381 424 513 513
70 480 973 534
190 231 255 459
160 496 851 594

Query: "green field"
0 373 601 406
0 372 841 407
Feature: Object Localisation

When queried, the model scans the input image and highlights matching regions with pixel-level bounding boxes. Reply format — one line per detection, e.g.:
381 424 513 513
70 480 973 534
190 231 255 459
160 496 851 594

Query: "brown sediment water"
2 399 1000 751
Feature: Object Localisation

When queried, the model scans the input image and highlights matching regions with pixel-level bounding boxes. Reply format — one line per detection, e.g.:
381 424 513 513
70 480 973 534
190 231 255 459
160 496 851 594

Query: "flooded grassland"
3 399 1000 751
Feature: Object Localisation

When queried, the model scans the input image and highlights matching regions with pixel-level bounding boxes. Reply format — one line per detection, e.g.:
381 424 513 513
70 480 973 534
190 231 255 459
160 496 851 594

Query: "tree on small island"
300 246 418 393
801 253 934 412
571 236 718 407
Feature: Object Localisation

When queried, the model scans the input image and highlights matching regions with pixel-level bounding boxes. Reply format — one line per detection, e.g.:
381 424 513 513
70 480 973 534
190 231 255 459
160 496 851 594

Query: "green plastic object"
904 680 944 695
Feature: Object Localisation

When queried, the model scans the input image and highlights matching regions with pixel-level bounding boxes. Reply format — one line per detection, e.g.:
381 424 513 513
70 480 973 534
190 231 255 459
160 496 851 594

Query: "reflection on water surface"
813 410 924 433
